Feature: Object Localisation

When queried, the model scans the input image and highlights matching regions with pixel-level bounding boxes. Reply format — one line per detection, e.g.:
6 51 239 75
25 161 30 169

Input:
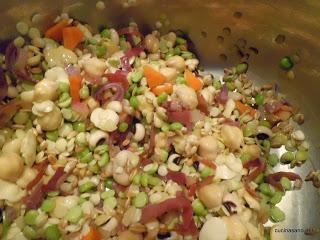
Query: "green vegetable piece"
270 206 286 222
133 174 141 185
105 178 113 189
267 153 279 167
192 199 207 216
240 152 252 163
46 130 59 142
130 96 140 109
143 163 159 174
176 37 187 44
101 29 111 38
96 45 107 58
32 73 43 81
243 127 254 137
13 111 29 124
47 191 59 197
255 94 265 105
94 144 109 154
104 196 117 209
23 225 37 239
295 150 308 162
200 167 213 179
73 122 86 132
259 120 271 128
270 191 283 205
133 192 149 208
157 93 168 105
280 177 292 191
44 225 61 240
65 206 83 223
236 62 248 74
79 85 90 99
119 122 129 132
98 152 110 167
41 199 55 213
59 82 69 93
79 148 93 163
279 57 293 70
176 76 186 84
173 46 181 55
24 210 39 226
169 122 183 131
280 151 295 164
131 70 144 83
258 183 274 196
141 173 149 187
254 173 264 184
148 176 161 186
226 82 235 91
79 181 96 193
213 79 222 89
101 190 115 199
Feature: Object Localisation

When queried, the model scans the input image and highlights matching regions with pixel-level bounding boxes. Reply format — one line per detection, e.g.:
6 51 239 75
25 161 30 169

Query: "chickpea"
174 85 198 109
198 136 219 161
222 215 248 240
198 183 224 209
221 125 243 151
159 67 178 83
166 56 186 73
242 144 261 159
0 152 24 182
34 79 59 102
37 106 62 131
145 34 160 53
118 230 143 240
84 57 107 77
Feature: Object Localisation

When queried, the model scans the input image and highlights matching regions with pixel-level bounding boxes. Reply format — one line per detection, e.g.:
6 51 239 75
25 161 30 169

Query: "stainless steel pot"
1 1 319 239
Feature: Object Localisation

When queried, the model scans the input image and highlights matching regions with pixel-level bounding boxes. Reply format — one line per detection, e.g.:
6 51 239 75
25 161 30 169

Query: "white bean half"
0 152 24 182
221 125 244 151
133 123 145 142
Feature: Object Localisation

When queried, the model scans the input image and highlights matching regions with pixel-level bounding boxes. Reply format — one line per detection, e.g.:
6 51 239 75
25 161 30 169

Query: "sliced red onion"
117 27 141 46
197 94 209 115
215 85 228 104
5 43 31 80
264 101 282 113
72 101 89 119
105 70 129 91
94 82 124 102
65 64 80 76
0 68 8 100
121 47 144 72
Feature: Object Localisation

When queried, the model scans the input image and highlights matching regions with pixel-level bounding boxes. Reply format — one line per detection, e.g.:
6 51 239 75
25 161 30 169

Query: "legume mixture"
0 13 312 240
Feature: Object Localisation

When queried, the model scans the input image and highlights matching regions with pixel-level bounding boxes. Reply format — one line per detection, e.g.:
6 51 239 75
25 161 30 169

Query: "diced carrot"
235 100 257 117
69 75 82 103
63 26 84 50
152 83 173 96
143 65 166 88
82 227 101 240
45 19 69 41
185 69 203 91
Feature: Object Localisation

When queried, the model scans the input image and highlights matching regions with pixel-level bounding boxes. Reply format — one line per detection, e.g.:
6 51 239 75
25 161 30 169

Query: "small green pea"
243 127 255 137
192 199 207 216
240 152 252 163
13 111 29 124
157 92 168 105
200 167 213 179
279 57 293 70
213 79 222 89
267 153 279 167
94 144 109 154
95 45 107 58
133 192 148 208
141 173 149 187
169 122 183 131
259 183 274 196
23 225 37 239
65 206 83 223
280 177 292 191
176 37 187 45
79 85 90 99
226 81 235 91
133 174 141 185
270 191 284 205
255 94 265 105
41 199 55 213
173 46 181 55
101 190 115 199
32 73 43 81
79 148 93 163
270 206 285 222
143 163 159 175
24 210 39 226
79 181 96 193
181 51 193 59
118 122 129 132
73 122 86 132
176 76 186 84
148 176 161 186
130 96 139 109
98 152 109 167
59 82 70 93
44 225 61 240
104 196 117 209
295 150 308 162
280 151 295 164
101 28 111 38
259 120 271 128
254 173 264 184
105 178 113 189
131 70 144 83
236 62 248 74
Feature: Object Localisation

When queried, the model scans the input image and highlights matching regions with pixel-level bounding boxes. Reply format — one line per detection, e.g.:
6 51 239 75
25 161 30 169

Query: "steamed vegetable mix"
0 12 310 240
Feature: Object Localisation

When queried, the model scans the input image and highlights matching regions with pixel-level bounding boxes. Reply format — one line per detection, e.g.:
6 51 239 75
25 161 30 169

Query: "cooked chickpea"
145 34 160 53
0 152 24 182
159 67 178 83
174 85 198 109
166 56 186 73
37 106 62 131
222 215 248 240
118 230 143 240
198 183 224 209
34 79 59 102
198 136 219 161
242 144 261 159
84 57 107 77
221 125 244 151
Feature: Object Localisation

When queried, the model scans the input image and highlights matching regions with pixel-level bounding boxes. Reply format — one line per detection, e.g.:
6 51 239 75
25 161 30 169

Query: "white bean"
0 153 24 182
0 179 25 202
199 217 228 240
198 136 219 161
106 101 122 113
159 67 178 83
166 56 185 73
133 123 145 142
198 183 224 209
88 130 108 148
90 108 119 132
221 125 243 151
83 57 107 77
2 139 21 155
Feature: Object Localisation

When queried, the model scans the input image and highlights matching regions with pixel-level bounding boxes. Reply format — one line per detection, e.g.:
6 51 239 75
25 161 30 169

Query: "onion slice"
0 68 8 100
94 82 125 102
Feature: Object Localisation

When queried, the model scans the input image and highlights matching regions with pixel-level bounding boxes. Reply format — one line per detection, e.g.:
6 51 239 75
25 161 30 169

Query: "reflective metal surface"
1 1 319 239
